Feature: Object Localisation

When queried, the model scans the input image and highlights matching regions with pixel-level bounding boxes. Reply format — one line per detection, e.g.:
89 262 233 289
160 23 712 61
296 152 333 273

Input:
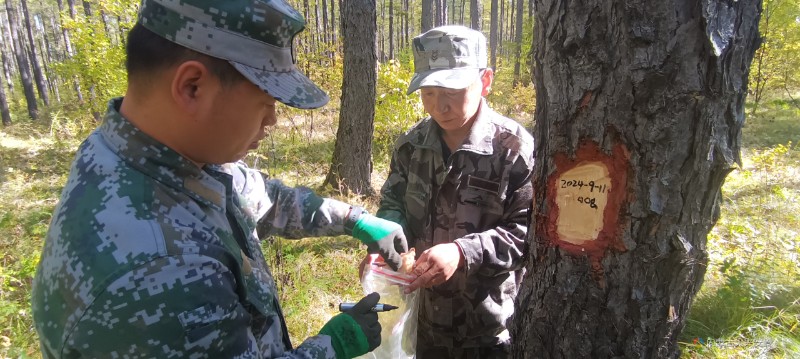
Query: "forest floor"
0 98 798 358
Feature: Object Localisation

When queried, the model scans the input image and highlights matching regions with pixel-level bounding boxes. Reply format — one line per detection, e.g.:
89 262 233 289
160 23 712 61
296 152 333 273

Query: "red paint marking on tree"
542 140 629 263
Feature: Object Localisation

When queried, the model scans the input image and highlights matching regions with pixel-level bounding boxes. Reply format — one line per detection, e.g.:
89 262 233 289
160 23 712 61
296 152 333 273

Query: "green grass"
679 101 800 358
1 95 798 358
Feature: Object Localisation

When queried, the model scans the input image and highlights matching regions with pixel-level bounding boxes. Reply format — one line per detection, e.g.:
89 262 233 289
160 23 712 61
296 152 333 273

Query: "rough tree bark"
323 0 377 195
6 0 38 120
510 0 761 358
21 0 49 106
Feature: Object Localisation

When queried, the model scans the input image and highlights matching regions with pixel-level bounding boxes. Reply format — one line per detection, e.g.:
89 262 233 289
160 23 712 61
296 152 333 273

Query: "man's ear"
480 68 494 97
171 60 214 115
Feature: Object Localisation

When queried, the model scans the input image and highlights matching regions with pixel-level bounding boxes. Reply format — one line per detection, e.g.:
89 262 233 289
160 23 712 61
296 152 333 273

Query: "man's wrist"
344 206 365 235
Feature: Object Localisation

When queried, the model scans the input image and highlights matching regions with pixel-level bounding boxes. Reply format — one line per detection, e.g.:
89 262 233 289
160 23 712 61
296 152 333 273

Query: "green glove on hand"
319 292 381 359
352 214 409 271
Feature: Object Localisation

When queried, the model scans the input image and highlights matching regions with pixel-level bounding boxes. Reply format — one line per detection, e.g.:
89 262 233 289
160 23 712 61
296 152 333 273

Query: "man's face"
194 78 277 164
419 70 491 133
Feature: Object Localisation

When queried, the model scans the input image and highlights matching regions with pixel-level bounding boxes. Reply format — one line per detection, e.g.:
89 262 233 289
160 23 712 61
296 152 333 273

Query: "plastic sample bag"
355 256 418 359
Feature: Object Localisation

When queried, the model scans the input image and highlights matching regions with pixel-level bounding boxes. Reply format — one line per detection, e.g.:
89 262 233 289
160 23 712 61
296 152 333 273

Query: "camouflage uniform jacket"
32 98 349 359
377 100 534 348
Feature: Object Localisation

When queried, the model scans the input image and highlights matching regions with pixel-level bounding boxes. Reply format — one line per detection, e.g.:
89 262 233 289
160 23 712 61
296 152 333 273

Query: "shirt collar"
99 97 227 211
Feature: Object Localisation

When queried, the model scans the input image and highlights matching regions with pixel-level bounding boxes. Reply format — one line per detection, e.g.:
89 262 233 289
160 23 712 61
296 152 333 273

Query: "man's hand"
343 292 381 351
351 214 408 271
404 243 464 294
319 292 381 358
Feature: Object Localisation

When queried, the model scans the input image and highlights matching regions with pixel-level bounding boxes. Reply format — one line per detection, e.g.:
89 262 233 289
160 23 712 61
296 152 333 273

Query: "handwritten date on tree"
555 162 612 244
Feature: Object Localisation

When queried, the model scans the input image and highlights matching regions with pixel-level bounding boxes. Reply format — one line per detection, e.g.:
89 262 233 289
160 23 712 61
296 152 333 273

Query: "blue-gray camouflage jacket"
32 98 349 358
377 100 534 348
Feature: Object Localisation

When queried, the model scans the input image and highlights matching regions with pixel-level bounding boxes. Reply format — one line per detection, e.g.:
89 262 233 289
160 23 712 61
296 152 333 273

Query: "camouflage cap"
407 25 488 94
139 0 329 109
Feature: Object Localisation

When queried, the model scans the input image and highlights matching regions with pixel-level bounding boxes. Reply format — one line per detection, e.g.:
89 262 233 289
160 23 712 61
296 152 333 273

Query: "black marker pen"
338 302 399 312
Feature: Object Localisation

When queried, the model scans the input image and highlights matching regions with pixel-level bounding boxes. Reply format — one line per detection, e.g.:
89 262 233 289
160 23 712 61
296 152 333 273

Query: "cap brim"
231 62 330 109
407 68 481 94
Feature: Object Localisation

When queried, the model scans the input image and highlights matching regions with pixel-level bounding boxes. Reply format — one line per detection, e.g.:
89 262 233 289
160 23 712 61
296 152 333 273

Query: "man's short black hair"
126 22 245 87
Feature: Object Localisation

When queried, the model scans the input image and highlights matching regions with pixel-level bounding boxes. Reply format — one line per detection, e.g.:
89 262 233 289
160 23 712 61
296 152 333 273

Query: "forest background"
0 0 798 358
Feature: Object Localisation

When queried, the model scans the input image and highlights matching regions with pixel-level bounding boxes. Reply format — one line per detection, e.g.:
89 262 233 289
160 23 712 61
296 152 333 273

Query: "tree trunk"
329 0 337 45
81 0 92 17
1 11 15 93
489 0 498 68
389 0 394 59
322 0 330 47
324 0 377 195
0 67 10 125
438 0 447 25
499 0 504 56
379 0 385 60
421 0 433 32
403 0 409 47
512 0 524 86
21 0 49 106
6 0 38 120
510 0 762 358
470 0 481 31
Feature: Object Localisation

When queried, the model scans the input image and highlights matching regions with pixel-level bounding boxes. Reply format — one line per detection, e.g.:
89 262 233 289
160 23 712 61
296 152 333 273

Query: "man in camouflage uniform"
31 0 407 358
376 26 534 358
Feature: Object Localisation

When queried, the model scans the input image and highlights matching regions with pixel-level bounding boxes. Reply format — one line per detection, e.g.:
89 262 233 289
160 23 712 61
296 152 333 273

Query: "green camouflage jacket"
377 100 534 348
32 98 348 358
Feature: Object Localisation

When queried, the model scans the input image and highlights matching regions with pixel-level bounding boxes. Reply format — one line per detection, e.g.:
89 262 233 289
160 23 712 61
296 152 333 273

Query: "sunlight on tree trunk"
324 0 377 196
511 0 762 358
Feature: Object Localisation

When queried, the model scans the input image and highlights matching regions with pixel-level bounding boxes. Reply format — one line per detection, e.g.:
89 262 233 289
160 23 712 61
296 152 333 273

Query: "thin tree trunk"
403 0 409 47
489 0 498 68
0 68 10 125
64 0 83 102
512 0 524 86
499 0 504 57
329 0 336 45
324 0 377 195
21 0 49 106
438 0 447 26
389 0 394 59
82 0 92 17
421 0 432 32
379 0 385 61
2 52 14 93
39 23 60 103
460 0 465 24
510 0 762 358
321 0 329 47
6 0 38 120
81 0 102 120
1 11 16 93
470 0 481 31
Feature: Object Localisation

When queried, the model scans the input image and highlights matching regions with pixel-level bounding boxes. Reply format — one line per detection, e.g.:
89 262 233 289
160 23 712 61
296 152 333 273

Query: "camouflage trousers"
415 334 511 359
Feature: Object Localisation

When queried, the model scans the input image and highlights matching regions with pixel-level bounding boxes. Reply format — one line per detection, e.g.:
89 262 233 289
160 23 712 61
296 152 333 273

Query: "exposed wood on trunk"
510 0 762 358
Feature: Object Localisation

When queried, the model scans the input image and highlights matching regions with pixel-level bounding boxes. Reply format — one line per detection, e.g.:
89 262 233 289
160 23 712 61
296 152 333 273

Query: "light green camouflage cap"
407 25 488 95
139 0 329 109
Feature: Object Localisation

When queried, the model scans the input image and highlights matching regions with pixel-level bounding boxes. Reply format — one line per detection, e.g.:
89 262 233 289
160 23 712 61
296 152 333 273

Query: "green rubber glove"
319 292 381 359
352 214 408 271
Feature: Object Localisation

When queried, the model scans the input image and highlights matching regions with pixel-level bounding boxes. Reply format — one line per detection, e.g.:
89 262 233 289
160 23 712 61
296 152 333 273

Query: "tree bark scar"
542 140 629 279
